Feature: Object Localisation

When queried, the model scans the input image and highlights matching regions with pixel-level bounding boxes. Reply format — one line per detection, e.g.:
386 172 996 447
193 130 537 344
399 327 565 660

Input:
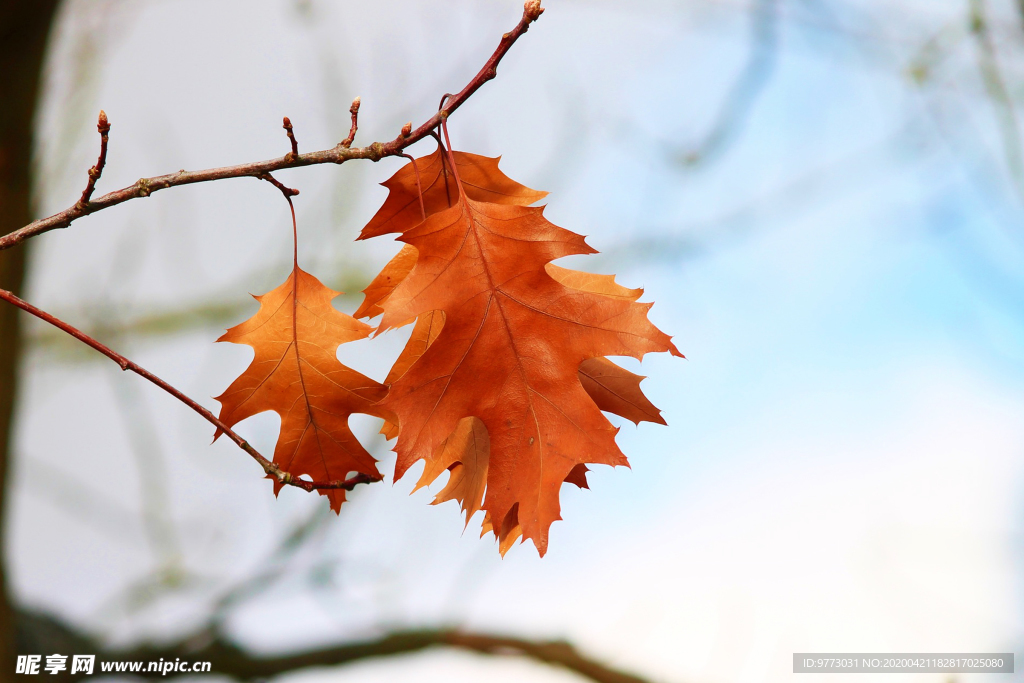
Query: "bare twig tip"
342 97 361 148
282 117 299 160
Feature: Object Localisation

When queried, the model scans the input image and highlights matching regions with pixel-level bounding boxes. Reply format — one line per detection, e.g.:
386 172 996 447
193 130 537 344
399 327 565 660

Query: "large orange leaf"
357 151 675 554
372 177 682 555
215 266 388 512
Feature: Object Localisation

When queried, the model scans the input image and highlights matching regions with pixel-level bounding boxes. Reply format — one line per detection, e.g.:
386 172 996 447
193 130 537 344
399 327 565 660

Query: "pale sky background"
7 0 1024 682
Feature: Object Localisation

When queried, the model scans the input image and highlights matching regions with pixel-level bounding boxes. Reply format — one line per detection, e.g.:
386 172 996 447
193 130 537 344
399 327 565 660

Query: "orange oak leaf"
368 161 682 556
215 266 388 512
357 152 675 553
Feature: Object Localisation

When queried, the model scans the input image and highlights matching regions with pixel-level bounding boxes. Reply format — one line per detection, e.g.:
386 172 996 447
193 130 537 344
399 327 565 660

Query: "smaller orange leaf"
215 266 388 512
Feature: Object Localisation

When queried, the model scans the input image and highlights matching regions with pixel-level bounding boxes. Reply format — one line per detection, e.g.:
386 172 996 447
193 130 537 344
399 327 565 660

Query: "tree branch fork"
0 0 544 253
0 0 544 495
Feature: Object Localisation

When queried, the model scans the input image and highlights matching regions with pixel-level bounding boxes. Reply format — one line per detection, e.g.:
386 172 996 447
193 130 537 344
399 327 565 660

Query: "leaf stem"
440 114 469 204
400 154 427 222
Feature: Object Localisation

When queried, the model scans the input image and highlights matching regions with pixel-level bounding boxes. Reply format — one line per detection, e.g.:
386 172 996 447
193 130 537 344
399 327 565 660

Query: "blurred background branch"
15 610 652 683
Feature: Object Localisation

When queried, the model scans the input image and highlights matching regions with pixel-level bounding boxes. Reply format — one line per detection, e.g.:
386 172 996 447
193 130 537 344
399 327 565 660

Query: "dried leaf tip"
401 122 412 137
97 110 110 134
524 0 544 21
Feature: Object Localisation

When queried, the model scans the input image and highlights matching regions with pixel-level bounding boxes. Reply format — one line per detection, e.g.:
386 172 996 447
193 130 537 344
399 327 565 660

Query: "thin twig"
0 0 543 252
282 116 299 162
0 288 376 493
340 96 361 148
76 110 110 210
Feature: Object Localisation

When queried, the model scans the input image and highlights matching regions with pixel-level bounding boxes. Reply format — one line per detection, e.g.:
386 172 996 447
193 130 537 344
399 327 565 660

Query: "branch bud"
524 0 544 22
401 122 412 137
350 96 361 115
97 110 110 135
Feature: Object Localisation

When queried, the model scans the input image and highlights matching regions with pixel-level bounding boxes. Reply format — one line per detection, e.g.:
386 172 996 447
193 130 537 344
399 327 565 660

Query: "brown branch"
0 288 376 494
0 1 544 252
282 116 299 162
76 110 110 210
340 96 361 148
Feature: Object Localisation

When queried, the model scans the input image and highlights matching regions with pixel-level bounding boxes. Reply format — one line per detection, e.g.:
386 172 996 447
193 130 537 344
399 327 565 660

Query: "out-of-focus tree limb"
15 609 654 683
675 0 778 166
970 0 1024 200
